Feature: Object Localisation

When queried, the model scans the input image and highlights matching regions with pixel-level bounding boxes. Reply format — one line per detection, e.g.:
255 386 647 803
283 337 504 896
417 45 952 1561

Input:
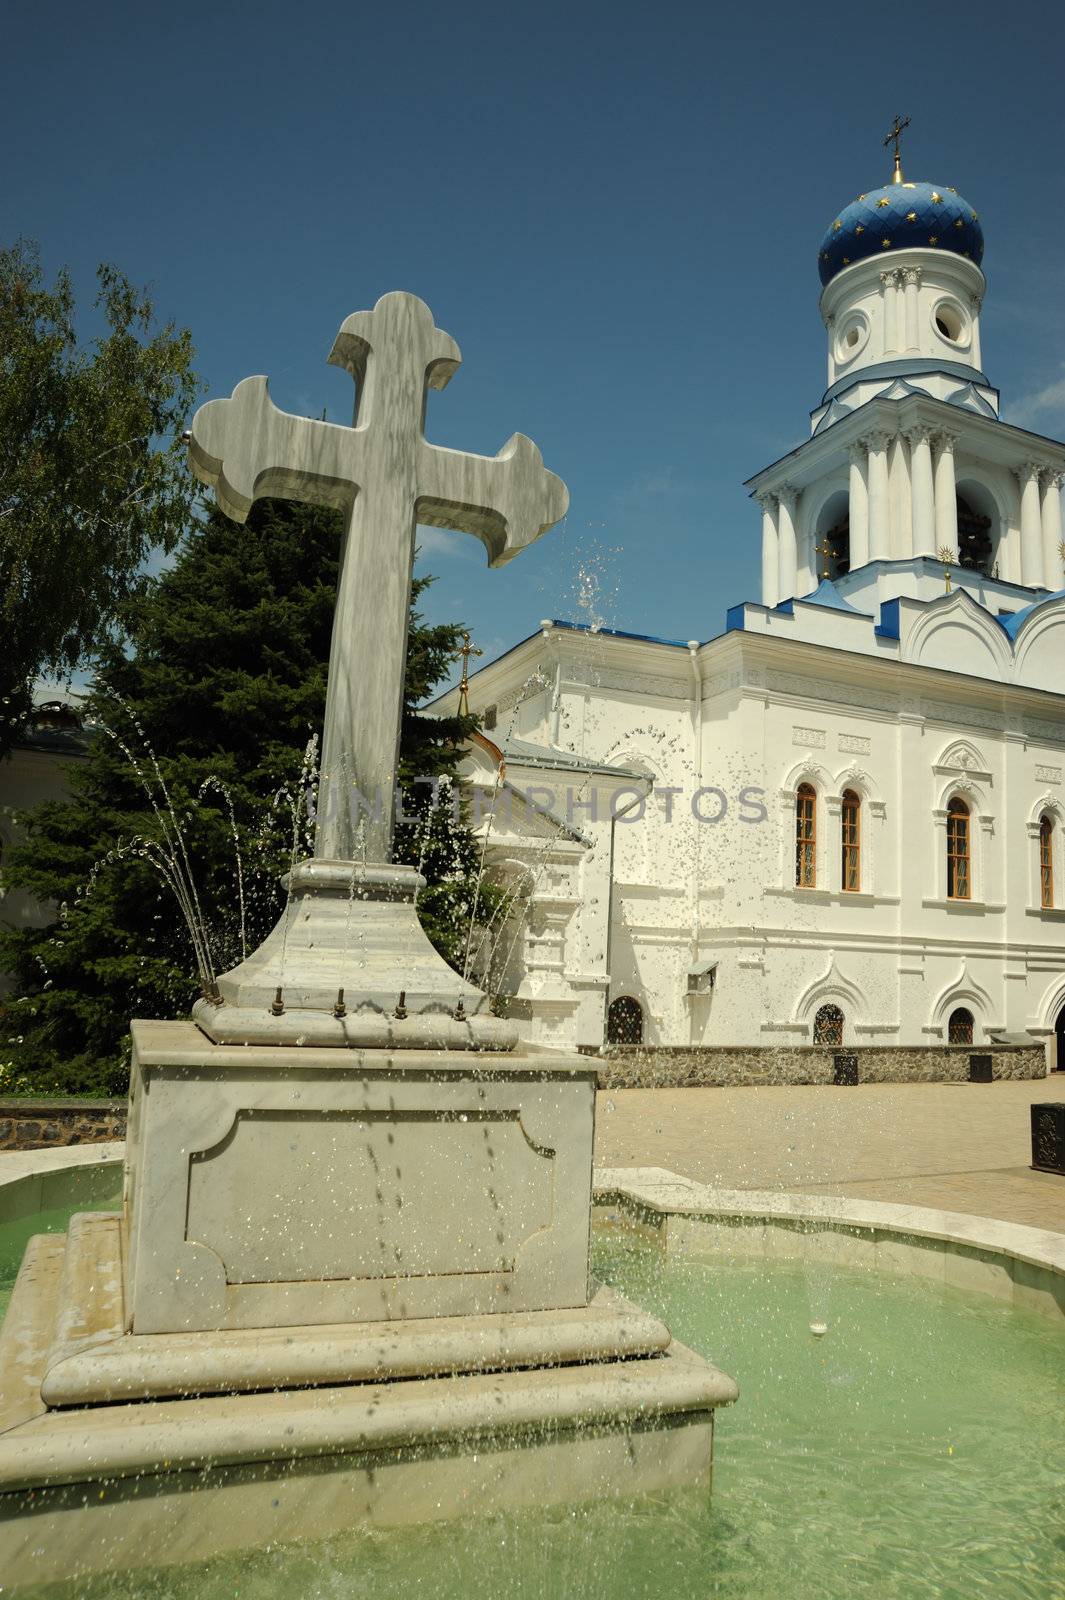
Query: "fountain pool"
3 1202 1062 1600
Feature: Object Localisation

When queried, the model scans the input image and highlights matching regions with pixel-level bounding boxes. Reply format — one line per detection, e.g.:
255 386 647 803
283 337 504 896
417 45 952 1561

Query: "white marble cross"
188 291 568 863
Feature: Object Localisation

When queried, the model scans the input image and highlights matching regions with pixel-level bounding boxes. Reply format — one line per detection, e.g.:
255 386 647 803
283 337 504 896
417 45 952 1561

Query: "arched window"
796 784 817 888
814 1004 844 1046
1040 815 1054 910
948 1007 974 1045
841 790 861 892
947 798 971 900
607 996 643 1046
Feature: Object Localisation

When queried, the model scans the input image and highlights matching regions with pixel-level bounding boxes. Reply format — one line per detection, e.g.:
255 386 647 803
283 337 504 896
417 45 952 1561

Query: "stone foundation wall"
0 1099 127 1152
596 1044 1047 1090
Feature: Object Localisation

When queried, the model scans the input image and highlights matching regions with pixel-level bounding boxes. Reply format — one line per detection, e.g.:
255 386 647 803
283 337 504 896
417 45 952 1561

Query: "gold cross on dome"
883 114 911 183
456 631 483 717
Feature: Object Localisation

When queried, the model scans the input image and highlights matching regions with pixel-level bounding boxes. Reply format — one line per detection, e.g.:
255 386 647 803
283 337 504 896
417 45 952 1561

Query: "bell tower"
745 127 1065 610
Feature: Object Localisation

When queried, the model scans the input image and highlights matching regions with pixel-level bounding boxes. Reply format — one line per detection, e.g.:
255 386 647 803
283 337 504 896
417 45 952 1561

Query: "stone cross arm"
416 432 568 566
188 377 358 525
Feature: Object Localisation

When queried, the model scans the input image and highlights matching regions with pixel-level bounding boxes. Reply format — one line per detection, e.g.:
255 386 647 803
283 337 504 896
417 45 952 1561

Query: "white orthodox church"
437 143 1065 1071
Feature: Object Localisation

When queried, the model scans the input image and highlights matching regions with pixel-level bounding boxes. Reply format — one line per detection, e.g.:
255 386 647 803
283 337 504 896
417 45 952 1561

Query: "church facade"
436 151 1065 1071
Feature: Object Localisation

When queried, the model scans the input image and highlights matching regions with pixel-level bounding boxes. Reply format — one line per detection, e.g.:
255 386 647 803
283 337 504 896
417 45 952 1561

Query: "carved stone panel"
186 1108 552 1284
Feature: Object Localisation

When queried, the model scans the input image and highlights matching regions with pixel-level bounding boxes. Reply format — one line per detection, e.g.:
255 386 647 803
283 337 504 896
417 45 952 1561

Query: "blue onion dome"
818 181 983 286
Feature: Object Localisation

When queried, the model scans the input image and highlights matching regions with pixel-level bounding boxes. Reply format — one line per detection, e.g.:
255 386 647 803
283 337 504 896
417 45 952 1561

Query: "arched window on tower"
948 1006 974 1045
814 490 851 579
796 784 817 887
1040 814 1055 910
607 996 644 1046
956 493 994 576
841 789 861 892
814 1004 844 1046
947 798 971 900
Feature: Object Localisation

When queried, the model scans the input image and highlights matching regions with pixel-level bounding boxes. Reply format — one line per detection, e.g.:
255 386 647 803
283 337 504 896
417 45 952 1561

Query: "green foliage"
0 499 499 1094
0 240 200 751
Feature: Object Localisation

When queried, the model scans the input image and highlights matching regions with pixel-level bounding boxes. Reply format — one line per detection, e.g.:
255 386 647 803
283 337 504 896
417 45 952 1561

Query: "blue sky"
6 0 1065 688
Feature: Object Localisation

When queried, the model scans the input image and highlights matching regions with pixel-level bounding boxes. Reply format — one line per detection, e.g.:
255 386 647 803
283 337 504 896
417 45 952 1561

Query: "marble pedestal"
123 1021 596 1333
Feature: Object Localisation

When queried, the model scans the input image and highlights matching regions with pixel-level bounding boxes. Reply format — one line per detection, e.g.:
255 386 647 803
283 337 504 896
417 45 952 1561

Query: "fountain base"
0 1223 735 1587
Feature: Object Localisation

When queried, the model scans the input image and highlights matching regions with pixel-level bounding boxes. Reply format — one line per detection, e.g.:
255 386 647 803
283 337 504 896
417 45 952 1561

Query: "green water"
7 1219 1065 1599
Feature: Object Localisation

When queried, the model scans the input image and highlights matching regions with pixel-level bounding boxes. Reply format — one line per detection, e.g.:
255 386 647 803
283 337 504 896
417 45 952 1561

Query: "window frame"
795 783 817 888
946 797 971 901
841 789 861 893
1040 814 1055 910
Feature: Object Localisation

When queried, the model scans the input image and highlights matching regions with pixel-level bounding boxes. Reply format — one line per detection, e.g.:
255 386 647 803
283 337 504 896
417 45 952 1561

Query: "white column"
889 431 912 557
933 432 959 562
908 425 936 557
848 442 869 569
758 492 780 608
777 485 799 602
1016 461 1045 588
902 267 922 351
970 293 983 371
879 271 899 355
866 432 891 560
1040 469 1063 591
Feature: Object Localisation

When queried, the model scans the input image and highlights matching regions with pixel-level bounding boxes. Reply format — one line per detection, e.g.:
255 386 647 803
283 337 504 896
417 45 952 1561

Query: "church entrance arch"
1055 1003 1065 1072
607 996 644 1046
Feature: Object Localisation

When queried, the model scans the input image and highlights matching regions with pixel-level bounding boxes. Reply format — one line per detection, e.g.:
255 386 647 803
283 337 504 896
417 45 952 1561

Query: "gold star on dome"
906 211 917 221
834 220 842 230
971 211 979 220
855 224 865 234
948 186 957 193
931 192 942 203
882 238 892 248
877 197 891 208
954 218 963 228
842 256 850 264
929 235 939 245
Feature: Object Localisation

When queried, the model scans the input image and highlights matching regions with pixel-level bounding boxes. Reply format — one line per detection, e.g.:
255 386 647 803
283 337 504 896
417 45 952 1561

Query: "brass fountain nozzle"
333 987 347 1019
270 986 285 1017
454 999 467 1023
394 991 408 1020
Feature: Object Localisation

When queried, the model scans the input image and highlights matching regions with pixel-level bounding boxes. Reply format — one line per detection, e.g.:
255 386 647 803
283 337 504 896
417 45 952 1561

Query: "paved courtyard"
594 1077 1065 1234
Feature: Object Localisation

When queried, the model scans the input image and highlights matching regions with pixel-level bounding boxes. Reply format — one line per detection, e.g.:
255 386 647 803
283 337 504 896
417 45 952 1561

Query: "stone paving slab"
594 1079 1065 1235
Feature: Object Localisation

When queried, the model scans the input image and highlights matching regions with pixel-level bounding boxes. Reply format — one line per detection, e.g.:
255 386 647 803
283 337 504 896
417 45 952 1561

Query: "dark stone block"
969 1054 993 1083
1031 1103 1065 1175
833 1054 859 1086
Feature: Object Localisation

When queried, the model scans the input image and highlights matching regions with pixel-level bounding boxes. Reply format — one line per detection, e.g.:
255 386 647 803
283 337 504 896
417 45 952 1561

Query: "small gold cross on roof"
456 630 483 717
883 113 911 183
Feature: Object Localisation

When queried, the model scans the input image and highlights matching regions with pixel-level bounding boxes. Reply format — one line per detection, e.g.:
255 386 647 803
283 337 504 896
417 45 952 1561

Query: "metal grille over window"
949 1007 974 1045
814 1004 844 1046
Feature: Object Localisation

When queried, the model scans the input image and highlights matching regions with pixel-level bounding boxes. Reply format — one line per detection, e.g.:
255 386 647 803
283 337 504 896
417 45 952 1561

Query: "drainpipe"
603 779 653 1047
687 641 702 1045
540 619 562 746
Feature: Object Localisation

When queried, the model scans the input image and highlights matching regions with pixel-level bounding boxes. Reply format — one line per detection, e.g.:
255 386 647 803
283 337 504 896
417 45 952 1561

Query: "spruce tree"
0 499 488 1095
